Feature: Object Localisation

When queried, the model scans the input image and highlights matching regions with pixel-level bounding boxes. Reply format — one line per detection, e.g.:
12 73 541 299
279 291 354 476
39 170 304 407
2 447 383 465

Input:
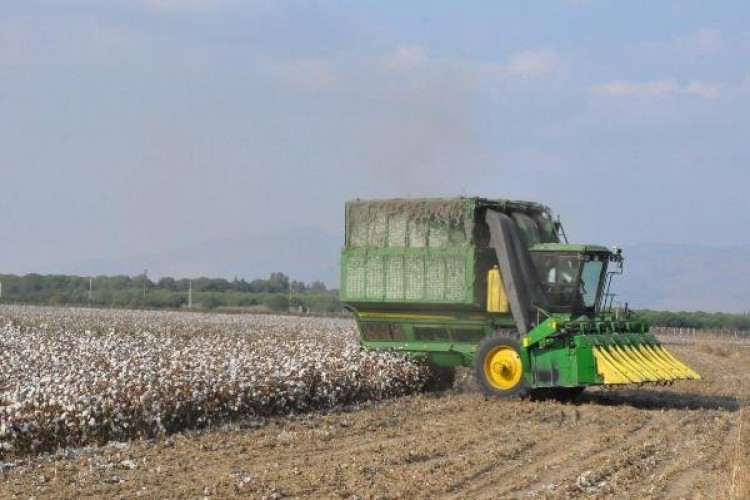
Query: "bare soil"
1 344 748 499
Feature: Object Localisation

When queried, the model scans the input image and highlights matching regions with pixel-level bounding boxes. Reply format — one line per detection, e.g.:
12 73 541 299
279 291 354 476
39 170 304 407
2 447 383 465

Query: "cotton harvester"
339 197 700 399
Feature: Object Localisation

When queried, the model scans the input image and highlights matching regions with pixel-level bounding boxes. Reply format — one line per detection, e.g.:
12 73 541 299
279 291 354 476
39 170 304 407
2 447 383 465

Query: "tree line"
1 273 748 330
636 309 750 332
0 272 341 313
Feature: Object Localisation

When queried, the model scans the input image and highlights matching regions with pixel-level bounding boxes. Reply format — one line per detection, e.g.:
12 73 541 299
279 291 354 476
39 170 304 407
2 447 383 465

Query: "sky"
2 1 750 280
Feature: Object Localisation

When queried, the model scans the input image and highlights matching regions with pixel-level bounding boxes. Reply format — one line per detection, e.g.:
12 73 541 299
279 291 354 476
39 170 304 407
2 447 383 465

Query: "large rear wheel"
474 335 527 398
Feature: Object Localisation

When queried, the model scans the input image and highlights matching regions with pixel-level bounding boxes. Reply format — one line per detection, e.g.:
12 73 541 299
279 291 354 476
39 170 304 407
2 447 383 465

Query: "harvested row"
0 306 428 456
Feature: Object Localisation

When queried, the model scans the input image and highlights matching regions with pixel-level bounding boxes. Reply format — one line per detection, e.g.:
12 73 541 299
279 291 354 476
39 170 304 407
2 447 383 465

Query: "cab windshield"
530 252 607 313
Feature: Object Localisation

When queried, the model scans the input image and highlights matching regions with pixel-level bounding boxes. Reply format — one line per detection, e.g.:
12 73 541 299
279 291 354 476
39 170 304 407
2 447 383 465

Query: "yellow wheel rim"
483 346 523 390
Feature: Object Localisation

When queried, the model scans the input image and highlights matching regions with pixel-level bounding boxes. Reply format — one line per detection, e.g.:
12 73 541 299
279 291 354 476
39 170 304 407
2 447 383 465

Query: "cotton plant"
0 306 427 456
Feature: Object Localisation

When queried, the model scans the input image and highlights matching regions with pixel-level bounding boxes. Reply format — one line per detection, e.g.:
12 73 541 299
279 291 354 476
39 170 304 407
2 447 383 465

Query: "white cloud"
256 44 564 101
378 45 563 87
505 49 561 76
685 80 721 98
383 45 428 71
380 45 562 80
591 79 680 97
591 79 720 99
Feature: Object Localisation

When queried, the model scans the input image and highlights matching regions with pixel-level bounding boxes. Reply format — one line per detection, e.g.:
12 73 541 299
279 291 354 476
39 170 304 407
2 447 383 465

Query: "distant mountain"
614 243 750 314
58 227 342 288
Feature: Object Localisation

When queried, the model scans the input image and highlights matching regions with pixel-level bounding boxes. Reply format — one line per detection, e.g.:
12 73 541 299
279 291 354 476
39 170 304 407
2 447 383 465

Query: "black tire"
474 334 528 398
494 327 521 341
424 364 456 392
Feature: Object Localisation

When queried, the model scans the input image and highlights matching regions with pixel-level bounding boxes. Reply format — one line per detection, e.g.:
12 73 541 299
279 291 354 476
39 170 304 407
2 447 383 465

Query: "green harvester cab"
339 197 700 399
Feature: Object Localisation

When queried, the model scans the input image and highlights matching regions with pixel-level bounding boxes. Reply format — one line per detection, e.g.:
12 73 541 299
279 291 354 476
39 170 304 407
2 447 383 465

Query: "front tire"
474 334 528 398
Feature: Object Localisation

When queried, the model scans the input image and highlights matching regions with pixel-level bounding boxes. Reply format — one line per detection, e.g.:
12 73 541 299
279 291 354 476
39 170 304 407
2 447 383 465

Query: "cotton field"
0 306 428 456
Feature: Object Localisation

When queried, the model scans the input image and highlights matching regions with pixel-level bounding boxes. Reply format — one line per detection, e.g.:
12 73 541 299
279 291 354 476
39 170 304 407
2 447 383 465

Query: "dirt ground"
1 343 748 499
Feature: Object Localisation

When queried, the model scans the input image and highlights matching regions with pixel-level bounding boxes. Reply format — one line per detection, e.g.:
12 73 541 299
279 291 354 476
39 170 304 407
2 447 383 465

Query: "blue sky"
2 1 750 279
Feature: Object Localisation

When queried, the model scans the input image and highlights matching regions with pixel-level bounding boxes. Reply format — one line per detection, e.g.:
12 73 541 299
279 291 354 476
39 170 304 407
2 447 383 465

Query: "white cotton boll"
0 305 425 454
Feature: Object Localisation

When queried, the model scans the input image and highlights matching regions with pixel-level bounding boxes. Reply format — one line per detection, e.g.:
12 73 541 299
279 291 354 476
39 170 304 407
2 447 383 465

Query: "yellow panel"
486 266 510 313
655 345 702 380
612 345 659 382
592 347 630 384
625 345 675 381
636 345 684 379
358 312 454 321
643 345 692 379
601 346 646 383
644 344 690 379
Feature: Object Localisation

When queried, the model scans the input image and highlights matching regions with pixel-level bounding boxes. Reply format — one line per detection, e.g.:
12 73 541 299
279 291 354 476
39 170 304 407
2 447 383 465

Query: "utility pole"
89 277 93 301
143 269 148 300
289 280 292 313
188 280 192 309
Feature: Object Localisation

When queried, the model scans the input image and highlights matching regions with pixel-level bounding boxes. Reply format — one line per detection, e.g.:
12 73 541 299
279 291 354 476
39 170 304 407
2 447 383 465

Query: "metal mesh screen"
405 254 425 300
342 252 470 303
343 199 475 304
425 255 446 300
342 197 559 305
445 256 466 301
385 256 404 300
365 254 385 299
344 254 366 298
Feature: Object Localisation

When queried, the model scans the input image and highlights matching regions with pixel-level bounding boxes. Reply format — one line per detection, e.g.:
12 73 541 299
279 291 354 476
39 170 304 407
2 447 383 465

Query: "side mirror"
609 246 623 263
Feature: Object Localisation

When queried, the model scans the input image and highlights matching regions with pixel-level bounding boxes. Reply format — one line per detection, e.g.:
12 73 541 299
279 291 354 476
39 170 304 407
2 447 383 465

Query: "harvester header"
340 196 699 399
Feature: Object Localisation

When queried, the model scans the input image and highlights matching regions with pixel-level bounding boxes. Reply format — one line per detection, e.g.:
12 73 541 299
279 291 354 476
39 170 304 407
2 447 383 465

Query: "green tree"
201 294 222 309
263 294 289 311
267 272 289 294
